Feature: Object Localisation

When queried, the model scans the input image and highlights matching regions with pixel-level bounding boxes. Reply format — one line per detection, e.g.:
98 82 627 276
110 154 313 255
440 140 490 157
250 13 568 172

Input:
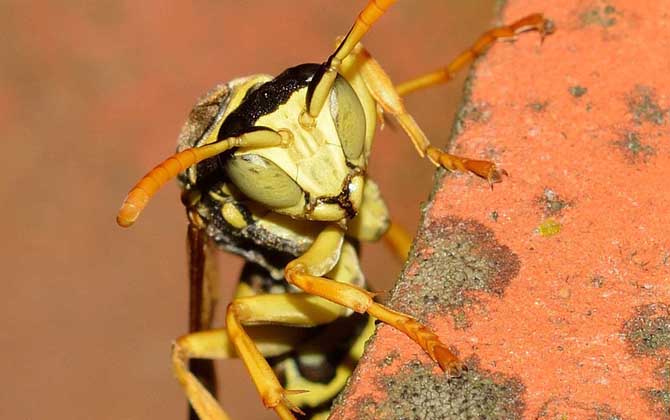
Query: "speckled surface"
331 1 670 419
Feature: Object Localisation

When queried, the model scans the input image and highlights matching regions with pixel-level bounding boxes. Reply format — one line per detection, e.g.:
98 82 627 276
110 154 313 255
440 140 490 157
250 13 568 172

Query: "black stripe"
217 63 320 140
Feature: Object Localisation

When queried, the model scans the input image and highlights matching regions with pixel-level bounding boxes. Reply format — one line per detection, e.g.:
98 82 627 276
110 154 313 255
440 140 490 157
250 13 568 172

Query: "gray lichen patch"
528 101 549 112
461 101 492 124
642 386 670 420
579 2 618 27
538 188 570 216
358 359 525 420
537 397 625 420
646 364 670 418
627 85 667 125
613 131 656 163
377 350 400 368
569 85 588 98
389 217 520 323
624 303 670 357
624 306 670 417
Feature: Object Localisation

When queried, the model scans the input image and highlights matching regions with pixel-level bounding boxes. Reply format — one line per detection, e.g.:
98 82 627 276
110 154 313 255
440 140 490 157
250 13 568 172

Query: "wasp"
117 1 552 419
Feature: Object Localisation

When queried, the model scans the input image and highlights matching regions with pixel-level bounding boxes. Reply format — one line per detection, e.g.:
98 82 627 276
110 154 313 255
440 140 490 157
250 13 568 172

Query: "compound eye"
225 153 303 209
330 76 365 161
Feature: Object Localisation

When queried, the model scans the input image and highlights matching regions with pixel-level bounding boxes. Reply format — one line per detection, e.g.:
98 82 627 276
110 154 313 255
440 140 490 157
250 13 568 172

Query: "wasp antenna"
116 141 232 228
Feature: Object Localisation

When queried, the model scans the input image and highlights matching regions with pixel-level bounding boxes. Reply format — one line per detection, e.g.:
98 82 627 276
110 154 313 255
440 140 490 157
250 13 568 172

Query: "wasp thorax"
224 73 368 222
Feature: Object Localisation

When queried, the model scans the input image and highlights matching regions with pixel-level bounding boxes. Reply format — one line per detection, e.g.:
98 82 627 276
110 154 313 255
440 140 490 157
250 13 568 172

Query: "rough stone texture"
331 1 670 419
390 217 520 327
346 358 525 420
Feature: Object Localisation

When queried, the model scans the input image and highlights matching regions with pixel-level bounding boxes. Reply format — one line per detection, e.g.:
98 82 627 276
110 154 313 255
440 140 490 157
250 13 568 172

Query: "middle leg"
346 43 507 184
339 14 553 185
383 221 412 261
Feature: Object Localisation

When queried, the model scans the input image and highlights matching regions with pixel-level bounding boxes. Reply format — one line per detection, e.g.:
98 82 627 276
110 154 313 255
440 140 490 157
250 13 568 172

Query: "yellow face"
224 75 372 222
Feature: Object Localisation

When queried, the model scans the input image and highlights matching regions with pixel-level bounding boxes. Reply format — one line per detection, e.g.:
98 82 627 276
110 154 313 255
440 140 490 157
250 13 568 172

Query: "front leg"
344 44 506 185
285 225 463 376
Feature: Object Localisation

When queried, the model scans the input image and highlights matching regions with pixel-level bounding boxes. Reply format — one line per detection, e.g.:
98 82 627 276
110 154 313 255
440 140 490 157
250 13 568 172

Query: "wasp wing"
187 221 219 420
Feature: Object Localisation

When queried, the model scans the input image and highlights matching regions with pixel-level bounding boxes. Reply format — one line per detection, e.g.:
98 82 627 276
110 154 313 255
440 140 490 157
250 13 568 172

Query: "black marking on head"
317 169 364 219
218 63 320 140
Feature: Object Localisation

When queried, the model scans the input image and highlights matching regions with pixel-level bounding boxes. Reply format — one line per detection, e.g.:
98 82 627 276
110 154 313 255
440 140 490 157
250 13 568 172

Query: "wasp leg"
285 225 463 376
383 221 412 261
173 328 235 420
306 0 398 119
345 44 507 185
279 314 376 415
396 13 554 96
173 293 350 420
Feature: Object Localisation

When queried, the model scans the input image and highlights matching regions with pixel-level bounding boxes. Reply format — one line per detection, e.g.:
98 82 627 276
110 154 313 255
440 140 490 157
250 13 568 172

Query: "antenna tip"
116 203 139 227
116 189 150 227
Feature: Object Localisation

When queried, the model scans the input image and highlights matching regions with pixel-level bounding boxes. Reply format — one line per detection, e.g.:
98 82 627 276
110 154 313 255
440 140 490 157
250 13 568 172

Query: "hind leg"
173 293 350 420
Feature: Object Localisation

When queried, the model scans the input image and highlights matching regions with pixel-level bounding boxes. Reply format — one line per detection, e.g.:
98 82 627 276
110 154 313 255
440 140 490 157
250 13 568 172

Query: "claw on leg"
395 13 554 97
265 389 305 419
279 390 309 416
426 146 507 186
460 159 508 187
434 346 467 377
366 303 464 377
286 251 465 377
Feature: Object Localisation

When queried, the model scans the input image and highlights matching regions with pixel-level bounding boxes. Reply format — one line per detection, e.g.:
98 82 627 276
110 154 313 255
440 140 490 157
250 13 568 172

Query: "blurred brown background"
1 1 495 419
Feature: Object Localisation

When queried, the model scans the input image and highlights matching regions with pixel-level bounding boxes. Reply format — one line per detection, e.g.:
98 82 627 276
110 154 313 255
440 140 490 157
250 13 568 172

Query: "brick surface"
331 1 670 419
